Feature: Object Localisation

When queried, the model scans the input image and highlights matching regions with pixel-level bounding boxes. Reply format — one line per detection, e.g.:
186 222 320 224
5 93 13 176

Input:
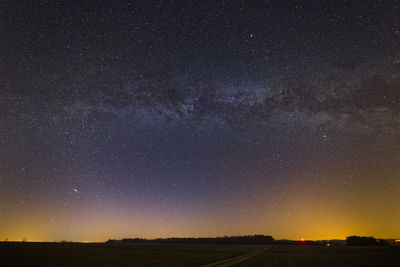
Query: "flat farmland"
236 245 400 267
0 242 262 267
1 242 400 266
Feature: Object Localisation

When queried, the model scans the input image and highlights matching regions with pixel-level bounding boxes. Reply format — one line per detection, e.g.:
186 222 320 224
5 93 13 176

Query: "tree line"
106 235 394 246
106 235 274 244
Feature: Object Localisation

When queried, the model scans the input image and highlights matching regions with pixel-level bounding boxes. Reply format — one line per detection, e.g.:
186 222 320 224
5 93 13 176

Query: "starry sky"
1 0 400 242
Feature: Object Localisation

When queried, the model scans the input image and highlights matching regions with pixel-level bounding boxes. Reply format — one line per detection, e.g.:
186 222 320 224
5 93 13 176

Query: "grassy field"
1 242 400 266
236 245 400 267
0 242 261 267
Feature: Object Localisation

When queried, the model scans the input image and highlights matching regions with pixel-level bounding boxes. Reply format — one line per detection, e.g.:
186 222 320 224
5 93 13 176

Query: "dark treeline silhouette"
346 236 390 246
106 235 274 244
105 235 394 246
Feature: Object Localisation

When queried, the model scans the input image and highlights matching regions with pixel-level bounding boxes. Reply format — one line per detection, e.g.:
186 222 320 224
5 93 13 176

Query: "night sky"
1 0 400 242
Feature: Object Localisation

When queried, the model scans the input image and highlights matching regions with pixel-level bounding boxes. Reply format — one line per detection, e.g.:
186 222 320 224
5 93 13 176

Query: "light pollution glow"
1 0 400 243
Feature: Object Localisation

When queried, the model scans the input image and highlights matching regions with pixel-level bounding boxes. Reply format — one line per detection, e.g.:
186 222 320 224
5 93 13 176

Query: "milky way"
1 0 400 241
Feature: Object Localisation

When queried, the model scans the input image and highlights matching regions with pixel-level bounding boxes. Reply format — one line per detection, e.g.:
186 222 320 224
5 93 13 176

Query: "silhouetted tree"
346 236 380 246
106 235 274 245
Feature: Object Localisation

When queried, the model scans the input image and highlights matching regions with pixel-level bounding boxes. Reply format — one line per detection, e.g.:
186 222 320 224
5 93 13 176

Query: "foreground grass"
236 245 400 267
0 242 261 267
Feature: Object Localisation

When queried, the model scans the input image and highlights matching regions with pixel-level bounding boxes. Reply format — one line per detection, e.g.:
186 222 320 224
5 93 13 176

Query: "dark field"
1 242 400 266
0 242 260 267
237 245 400 267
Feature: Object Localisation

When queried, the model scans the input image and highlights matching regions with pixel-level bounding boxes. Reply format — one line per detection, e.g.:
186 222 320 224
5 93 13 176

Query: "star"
1 0 399 244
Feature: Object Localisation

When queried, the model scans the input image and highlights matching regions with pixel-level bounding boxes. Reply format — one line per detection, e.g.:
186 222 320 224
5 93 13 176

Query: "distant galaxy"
1 0 400 241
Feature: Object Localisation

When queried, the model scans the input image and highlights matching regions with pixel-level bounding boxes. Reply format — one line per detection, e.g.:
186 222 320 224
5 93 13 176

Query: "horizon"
1 0 400 243
3 234 400 244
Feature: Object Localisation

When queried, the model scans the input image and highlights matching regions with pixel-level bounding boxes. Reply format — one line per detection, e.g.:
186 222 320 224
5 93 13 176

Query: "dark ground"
236 245 400 267
1 242 400 266
0 242 258 267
